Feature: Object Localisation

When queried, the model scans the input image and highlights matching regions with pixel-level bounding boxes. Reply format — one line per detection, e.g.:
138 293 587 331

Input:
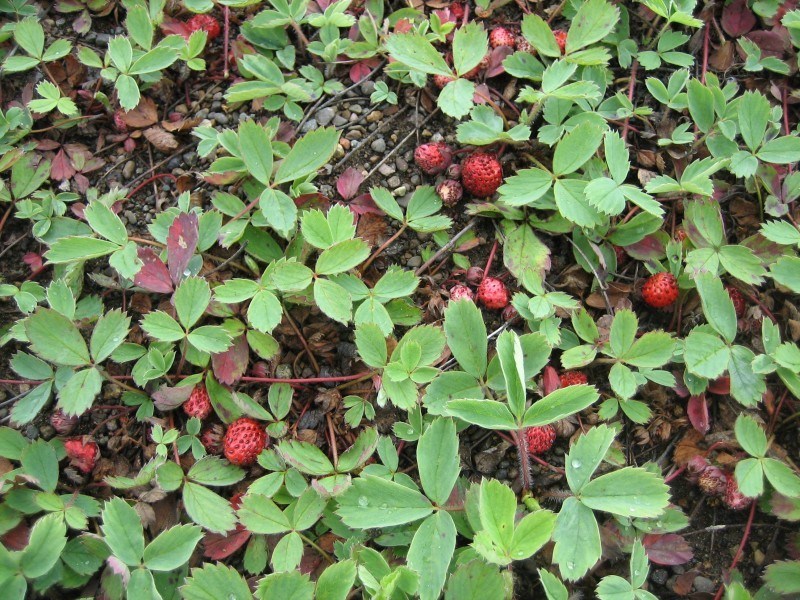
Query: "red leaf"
1 521 29 550
643 533 693 566
51 148 76 181
708 376 730 395
202 527 251 559
336 167 365 200
742 30 789 57
349 193 383 216
22 252 43 273
159 16 193 40
349 58 380 83
167 212 199 285
542 365 560 395
134 247 174 294
687 394 710 434
624 234 666 261
212 334 249 385
721 0 756 37
485 46 513 78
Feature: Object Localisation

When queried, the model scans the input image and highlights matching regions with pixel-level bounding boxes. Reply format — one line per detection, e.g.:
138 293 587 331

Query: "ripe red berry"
476 277 509 310
184 385 212 420
642 272 679 308
449 284 474 302
187 14 221 40
526 425 556 455
553 29 567 53
436 179 463 207
726 286 746 318
515 36 534 54
64 437 100 474
559 371 588 387
223 418 268 466
432 74 455 89
200 424 225 455
489 27 515 48
722 473 751 510
414 142 452 175
461 152 503 198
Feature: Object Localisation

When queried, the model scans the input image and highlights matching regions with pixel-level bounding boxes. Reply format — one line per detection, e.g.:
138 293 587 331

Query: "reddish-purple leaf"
167 212 199 284
0 522 29 551
708 376 730 395
643 534 693 566
486 46 513 78
624 234 667 261
349 58 380 83
134 247 174 294
348 193 383 216
721 0 756 37
687 394 710 434
336 168 365 200
152 384 193 411
543 365 560 395
212 334 249 385
51 148 76 181
742 30 788 57
202 527 251 560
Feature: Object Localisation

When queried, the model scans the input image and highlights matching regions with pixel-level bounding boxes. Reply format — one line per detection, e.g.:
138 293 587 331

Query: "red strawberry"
436 179 463 207
200 424 224 455
526 425 556 455
184 385 212 420
515 36 534 53
64 437 100 474
433 74 455 89
722 473 751 510
50 409 77 435
490 27 515 48
642 272 679 308
461 152 503 198
414 142 452 175
559 371 588 387
553 29 567 53
726 286 746 318
187 14 221 40
449 284 474 302
223 418 268 466
476 277 509 310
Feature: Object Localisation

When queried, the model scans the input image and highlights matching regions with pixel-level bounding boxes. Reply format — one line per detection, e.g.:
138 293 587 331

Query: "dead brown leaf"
356 212 387 247
121 97 158 128
162 116 202 133
144 126 179 152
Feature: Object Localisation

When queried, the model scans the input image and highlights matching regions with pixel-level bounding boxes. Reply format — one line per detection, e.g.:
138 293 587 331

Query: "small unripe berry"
449 284 474 302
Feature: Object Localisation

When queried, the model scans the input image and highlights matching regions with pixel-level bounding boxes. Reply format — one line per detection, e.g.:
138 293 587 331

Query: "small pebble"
378 164 395 176
371 138 386 153
316 107 336 126
122 161 135 179
694 577 715 593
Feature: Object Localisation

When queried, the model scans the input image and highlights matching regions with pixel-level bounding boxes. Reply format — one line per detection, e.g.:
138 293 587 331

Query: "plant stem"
360 224 407 273
513 429 533 490
299 532 335 564
415 218 477 276
712 500 756 600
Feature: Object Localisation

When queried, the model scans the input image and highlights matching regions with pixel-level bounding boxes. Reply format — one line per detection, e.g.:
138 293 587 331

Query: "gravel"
316 107 336 126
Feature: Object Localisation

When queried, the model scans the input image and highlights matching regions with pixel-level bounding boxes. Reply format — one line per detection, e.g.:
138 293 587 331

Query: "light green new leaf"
438 78 475 119
684 330 730 379
478 479 517 550
315 239 370 275
174 277 211 329
238 494 292 534
521 14 560 57
140 311 185 342
316 560 357 600
738 91 770 152
274 128 340 184
239 120 273 186
498 168 553 207
84 202 128 246
45 236 120 263
20 514 67 579
354 323 387 367
695 273 737 344
762 458 800 498
407 511 457 600
58 367 103 416
609 310 637 358
248 290 282 333
509 510 556 560
566 425 616 493
90 309 131 362
20 439 58 492
757 136 800 164
735 457 763 497
523 385 598 427
183 482 237 534
734 414 768 457
182 564 253 600
25 308 90 367
101 497 145 567
144 524 203 571
566 0 619 53
314 278 352 324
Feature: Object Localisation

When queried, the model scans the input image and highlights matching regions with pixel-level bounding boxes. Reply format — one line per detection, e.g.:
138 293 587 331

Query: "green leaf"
188 456 245 486
581 467 670 517
521 14 560 57
101 497 145 567
90 309 131 363
354 323 387 367
314 278 352 324
478 479 517 550
757 136 800 164
25 308 90 367
496 331 527 419
174 277 211 330
182 564 253 600
452 23 488 77
538 569 569 600
734 414 768 458
276 440 334 476
552 122 605 176
140 311 185 342
239 120 273 186
444 299 487 379
763 561 800 595
735 457 763 497
509 510 556 560
274 128 340 184
337 475 433 528
238 494 292 534
554 179 602 227
609 309 637 358
126 5 153 50
498 168 553 207
20 439 58 492
737 91 770 152
129 46 179 75
552 497 600 581
565 425 616 493
503 223 551 289
407 512 457 600
188 325 233 354
58 367 103 416
438 78 475 119
523 385 599 427
373 267 418 301
417 418 459 505
684 330 730 379
565 0 619 53
20 514 66 579
687 79 715 133
14 18 44 58
446 399 517 430
84 202 128 246
183 481 237 534
624 332 675 368
384 33 452 77
46 236 120 263
762 458 800 497
315 560 357 600
256 571 314 600
248 290 282 333
697 273 739 343
260 189 297 240
144 524 202 571
116 74 141 111
771 256 800 292
271 262 314 292
370 187 404 222
315 239 370 275
0 427 29 460
128 568 160 600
